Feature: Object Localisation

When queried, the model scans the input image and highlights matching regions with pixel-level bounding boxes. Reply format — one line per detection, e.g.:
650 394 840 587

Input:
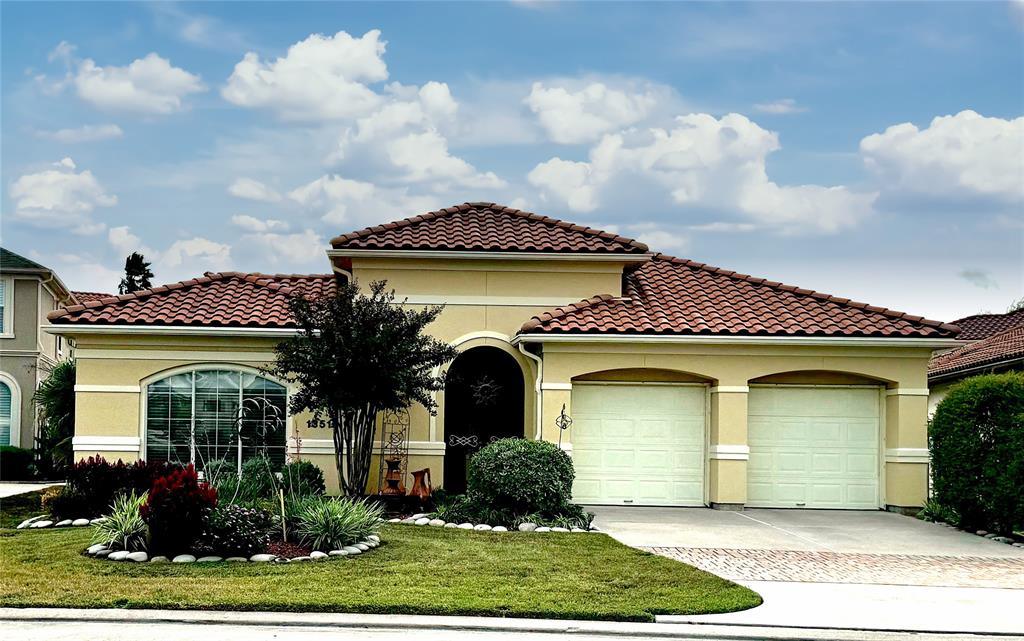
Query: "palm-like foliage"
33 360 75 476
92 490 148 551
296 497 383 551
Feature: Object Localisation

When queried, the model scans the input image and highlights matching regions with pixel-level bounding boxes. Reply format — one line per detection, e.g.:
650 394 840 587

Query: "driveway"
590 506 1024 635
0 482 62 499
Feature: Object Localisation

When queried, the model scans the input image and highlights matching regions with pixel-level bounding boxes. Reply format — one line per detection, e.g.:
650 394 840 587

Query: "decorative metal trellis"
376 408 411 496
555 403 573 449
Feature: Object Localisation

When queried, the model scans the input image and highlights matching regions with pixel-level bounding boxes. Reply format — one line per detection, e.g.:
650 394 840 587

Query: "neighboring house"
46 203 961 512
928 310 1024 415
0 248 76 449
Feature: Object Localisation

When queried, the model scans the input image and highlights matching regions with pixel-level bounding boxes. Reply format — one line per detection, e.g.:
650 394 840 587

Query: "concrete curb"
0 608 988 640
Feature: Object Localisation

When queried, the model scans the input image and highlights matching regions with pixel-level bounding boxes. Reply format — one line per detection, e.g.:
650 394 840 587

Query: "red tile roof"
330 202 649 254
949 309 1024 340
72 291 114 303
520 255 960 338
49 273 334 327
929 325 1024 378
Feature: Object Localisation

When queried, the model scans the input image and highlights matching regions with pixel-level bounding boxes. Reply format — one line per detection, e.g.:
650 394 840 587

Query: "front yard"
0 523 760 621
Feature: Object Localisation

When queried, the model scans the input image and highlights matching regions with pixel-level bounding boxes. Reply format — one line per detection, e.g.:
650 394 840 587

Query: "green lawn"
0 524 760 621
0 489 46 529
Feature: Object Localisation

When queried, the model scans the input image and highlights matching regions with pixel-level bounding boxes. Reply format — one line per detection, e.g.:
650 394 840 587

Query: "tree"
1009 297 1024 313
266 280 459 496
33 360 76 477
118 252 154 294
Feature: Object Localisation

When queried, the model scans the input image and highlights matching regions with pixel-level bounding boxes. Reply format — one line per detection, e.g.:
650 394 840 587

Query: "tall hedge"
929 372 1024 534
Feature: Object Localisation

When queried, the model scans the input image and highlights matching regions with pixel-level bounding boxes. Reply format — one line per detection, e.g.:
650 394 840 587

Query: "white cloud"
230 214 289 233
240 229 323 265
385 130 506 188
753 98 807 115
624 223 691 254
288 174 439 226
48 40 77 64
525 81 660 144
528 112 876 233
73 53 205 114
9 157 117 234
688 221 759 232
222 30 388 121
159 237 232 271
36 124 124 143
227 177 282 202
108 226 152 256
958 269 999 290
860 110 1024 202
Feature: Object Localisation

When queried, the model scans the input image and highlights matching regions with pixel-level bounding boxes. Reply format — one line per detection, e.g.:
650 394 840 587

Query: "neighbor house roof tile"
948 310 1024 340
49 273 334 328
520 255 960 339
329 202 649 254
929 325 1024 378
72 291 114 303
1 247 50 272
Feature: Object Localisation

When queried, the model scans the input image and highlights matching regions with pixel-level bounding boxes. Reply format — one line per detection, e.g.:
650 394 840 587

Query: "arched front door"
443 346 525 493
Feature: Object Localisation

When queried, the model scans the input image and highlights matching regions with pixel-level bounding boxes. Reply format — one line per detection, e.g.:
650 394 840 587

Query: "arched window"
145 368 287 470
0 381 12 447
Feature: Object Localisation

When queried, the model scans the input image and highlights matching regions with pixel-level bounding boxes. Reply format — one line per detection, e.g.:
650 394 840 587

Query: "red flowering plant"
141 464 217 555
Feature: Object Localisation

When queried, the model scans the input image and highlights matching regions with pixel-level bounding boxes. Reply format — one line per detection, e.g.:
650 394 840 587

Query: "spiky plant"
296 497 383 551
92 490 148 552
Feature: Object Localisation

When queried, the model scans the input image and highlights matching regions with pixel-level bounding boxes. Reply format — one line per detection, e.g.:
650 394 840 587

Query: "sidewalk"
0 482 62 498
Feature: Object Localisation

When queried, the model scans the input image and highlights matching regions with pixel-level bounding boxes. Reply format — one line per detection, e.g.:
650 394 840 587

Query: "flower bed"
82 534 381 563
388 513 599 533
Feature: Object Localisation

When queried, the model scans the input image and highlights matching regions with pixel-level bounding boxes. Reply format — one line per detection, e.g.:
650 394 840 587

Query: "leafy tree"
118 252 154 294
1008 297 1024 313
267 280 458 496
33 360 76 477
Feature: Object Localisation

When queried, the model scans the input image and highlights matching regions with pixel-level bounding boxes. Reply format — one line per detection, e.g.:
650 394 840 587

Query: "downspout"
517 341 544 440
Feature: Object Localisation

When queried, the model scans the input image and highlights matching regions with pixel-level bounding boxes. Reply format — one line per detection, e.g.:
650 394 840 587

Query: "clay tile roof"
520 255 960 339
49 273 335 328
948 309 1024 340
72 291 114 303
329 202 649 254
929 325 1024 378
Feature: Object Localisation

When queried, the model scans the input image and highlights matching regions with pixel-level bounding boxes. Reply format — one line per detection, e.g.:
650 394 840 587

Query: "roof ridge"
519 294 619 333
652 253 961 334
951 309 1024 324
329 202 650 252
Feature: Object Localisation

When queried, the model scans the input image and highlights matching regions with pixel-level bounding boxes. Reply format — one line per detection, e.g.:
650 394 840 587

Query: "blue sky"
2 1 1022 321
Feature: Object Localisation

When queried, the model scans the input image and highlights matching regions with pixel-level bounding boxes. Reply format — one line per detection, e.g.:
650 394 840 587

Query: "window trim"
139 363 291 467
0 371 22 447
0 276 14 338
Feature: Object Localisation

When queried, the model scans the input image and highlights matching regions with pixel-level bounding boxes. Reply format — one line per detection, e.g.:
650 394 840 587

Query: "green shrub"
237 455 279 502
0 446 34 481
92 490 148 552
280 460 326 497
930 372 1024 534
918 498 959 526
296 497 383 551
468 438 574 515
196 504 274 557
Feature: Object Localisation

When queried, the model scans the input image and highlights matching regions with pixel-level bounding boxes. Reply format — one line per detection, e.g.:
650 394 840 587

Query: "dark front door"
443 346 525 494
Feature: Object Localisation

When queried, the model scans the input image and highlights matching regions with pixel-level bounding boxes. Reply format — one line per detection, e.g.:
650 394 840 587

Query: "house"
0 248 76 449
928 309 1024 415
45 203 961 512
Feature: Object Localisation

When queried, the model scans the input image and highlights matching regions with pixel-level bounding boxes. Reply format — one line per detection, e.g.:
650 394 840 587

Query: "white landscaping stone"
354 543 369 551
150 556 169 563
30 520 54 528
551 527 570 533
90 518 107 525
290 556 311 562
196 556 223 563
473 524 492 531
172 554 196 563
107 550 130 561
16 515 46 529
388 518 401 523
310 551 328 560
367 535 380 543
126 552 148 562
55 519 73 527
328 549 348 557
343 546 362 555
428 519 445 527
518 522 537 532
86 543 108 555
249 554 276 562
226 557 248 562
94 549 111 558
457 523 473 529
72 518 90 527
571 528 586 533
410 513 428 520
492 526 508 532
535 527 551 533
443 522 458 528
414 517 430 526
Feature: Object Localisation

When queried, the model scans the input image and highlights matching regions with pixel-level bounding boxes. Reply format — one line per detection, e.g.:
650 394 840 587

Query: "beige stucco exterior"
59 252 945 511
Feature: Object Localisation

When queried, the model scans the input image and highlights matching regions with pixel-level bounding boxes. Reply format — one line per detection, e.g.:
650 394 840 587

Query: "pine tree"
118 252 154 294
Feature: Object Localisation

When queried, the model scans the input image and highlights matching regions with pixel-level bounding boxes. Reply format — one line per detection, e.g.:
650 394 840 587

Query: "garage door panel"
572 384 706 506
748 387 880 509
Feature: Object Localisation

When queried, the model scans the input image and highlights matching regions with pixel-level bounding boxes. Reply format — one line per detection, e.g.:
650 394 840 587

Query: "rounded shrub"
281 459 326 497
930 372 1024 535
141 464 218 554
467 438 574 514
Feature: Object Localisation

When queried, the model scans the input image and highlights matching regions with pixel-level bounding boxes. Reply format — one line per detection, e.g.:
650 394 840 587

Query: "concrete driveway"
590 506 1024 635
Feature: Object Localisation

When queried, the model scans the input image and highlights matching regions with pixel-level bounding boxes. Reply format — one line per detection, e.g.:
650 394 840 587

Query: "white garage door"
747 386 880 509
570 384 706 506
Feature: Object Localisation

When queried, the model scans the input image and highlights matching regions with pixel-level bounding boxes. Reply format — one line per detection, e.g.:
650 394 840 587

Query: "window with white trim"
0 381 12 446
0 278 11 336
145 369 287 470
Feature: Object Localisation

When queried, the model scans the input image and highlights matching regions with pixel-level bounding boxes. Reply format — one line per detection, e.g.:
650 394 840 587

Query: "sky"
1 1 1022 323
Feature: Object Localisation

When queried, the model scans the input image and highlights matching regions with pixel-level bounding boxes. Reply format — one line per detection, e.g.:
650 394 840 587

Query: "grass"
0 489 46 529
0 524 760 621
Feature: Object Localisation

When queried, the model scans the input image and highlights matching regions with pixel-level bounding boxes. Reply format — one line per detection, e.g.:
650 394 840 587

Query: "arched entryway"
443 346 525 493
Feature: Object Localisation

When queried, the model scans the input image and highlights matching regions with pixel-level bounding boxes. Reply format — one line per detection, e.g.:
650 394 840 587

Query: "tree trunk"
332 404 379 497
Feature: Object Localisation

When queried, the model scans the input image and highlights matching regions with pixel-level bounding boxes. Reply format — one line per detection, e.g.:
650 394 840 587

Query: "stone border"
16 515 103 529
935 522 1024 548
83 535 382 563
388 513 599 533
